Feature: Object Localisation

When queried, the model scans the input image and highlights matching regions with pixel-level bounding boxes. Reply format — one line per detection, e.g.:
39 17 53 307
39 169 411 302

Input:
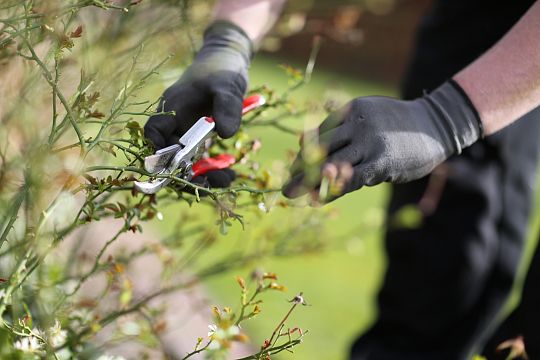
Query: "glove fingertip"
143 126 167 150
214 112 241 139
204 170 234 188
221 168 236 181
282 174 308 199
215 121 240 139
191 176 210 187
213 93 243 139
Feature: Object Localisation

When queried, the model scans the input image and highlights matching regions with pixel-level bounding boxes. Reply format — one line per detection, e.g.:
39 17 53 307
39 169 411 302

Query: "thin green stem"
14 25 85 152
235 287 261 326
48 57 60 146
181 340 213 360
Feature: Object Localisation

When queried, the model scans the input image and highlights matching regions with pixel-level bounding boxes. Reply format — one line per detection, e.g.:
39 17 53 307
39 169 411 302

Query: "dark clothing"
351 0 540 359
351 108 540 360
483 246 540 359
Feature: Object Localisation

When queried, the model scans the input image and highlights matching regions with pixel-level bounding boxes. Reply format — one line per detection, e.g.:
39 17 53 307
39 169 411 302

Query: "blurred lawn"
151 54 540 360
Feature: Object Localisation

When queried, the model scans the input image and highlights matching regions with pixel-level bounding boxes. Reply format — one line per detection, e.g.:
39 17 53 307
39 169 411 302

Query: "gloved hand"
190 168 236 190
283 80 483 201
144 21 252 188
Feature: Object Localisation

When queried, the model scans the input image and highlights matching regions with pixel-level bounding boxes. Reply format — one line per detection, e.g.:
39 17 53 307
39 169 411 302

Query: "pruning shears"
134 94 265 194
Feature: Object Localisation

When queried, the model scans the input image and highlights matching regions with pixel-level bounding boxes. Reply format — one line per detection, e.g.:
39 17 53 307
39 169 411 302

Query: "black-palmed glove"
144 21 252 188
283 80 483 200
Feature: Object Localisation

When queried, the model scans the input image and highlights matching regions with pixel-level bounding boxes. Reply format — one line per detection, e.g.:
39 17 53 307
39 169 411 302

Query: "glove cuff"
446 79 484 138
424 80 483 154
202 21 253 66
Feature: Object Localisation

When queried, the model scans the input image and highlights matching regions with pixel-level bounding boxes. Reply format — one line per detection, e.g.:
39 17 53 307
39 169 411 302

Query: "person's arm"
455 0 540 135
214 0 287 44
284 0 540 201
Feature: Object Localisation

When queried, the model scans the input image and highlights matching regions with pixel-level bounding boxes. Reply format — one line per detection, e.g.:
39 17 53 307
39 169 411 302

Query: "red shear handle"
242 94 265 115
205 94 265 123
192 154 236 178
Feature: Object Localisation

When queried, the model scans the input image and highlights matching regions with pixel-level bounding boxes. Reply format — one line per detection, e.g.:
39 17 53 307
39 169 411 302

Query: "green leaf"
219 220 229 235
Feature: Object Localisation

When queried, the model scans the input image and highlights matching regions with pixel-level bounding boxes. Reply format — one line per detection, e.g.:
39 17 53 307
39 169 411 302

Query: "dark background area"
263 0 433 86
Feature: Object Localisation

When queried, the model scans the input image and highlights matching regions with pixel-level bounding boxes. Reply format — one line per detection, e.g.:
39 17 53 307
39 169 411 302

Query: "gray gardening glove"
144 21 251 189
283 80 483 200
144 21 252 149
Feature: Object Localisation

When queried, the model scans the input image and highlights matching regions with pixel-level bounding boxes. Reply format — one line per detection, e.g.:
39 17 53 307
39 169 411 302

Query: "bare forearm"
213 0 287 44
454 1 540 135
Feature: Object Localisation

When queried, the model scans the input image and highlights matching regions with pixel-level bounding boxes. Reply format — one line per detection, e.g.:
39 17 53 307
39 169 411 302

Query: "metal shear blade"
143 144 181 174
134 117 215 194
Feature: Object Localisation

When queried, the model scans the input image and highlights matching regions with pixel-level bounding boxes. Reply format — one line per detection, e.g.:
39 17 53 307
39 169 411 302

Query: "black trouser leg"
350 107 540 360
482 239 540 359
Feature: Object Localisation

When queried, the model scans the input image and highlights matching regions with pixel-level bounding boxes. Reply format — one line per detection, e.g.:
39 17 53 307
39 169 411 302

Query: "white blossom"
120 320 140 336
207 324 218 337
96 355 126 360
48 320 67 347
225 325 240 337
209 324 240 340
258 202 268 213
207 339 221 350
14 336 42 353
